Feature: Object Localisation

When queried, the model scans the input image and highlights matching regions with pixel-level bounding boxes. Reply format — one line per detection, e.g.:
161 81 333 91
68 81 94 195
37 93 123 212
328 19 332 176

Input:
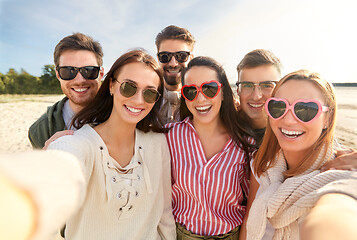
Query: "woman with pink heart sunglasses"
239 69 357 240
166 56 255 239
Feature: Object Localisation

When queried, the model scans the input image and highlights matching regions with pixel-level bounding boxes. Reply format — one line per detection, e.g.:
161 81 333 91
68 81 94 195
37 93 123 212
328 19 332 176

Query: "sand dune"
0 94 356 153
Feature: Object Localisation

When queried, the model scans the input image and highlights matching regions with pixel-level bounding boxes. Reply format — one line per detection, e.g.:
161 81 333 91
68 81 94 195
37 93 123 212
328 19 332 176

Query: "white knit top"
247 145 357 240
0 124 176 240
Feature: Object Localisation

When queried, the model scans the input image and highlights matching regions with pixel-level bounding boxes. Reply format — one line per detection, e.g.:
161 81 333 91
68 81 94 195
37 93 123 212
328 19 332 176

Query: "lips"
125 105 143 114
72 87 89 93
281 128 304 139
164 66 183 75
195 105 212 113
248 102 264 108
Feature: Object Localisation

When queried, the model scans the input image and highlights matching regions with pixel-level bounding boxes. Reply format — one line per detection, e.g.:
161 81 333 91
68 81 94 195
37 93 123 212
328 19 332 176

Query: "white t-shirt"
250 160 275 240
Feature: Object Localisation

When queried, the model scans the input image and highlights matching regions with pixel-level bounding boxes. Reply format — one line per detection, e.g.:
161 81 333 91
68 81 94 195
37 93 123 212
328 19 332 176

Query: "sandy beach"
0 93 356 153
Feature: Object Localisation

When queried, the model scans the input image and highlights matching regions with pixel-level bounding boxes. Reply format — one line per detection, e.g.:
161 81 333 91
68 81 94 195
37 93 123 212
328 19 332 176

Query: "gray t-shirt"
62 99 77 130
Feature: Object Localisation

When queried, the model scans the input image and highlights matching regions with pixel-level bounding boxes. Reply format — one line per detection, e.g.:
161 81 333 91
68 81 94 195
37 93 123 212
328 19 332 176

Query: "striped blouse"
166 118 251 236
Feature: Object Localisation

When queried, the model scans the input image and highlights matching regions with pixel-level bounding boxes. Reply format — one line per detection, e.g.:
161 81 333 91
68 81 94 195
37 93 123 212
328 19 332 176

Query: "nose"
282 109 299 123
168 55 178 67
73 71 86 82
131 89 145 104
195 90 206 102
251 85 263 100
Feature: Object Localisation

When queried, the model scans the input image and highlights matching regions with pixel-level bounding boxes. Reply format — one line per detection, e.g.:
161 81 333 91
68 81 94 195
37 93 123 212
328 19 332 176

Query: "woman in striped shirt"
166 56 255 239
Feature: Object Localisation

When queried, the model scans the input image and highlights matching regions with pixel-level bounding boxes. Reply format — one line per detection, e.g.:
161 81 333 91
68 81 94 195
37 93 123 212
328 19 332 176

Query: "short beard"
164 74 181 86
163 66 183 86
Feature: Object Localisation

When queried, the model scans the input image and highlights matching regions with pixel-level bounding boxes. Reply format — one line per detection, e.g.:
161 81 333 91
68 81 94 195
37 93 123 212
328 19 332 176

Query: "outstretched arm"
300 193 357 240
0 150 86 240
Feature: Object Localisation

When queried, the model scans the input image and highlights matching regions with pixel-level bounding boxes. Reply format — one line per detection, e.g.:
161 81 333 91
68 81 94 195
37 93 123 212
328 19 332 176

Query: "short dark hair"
237 49 282 79
54 32 103 67
155 25 195 51
180 56 255 156
72 49 165 133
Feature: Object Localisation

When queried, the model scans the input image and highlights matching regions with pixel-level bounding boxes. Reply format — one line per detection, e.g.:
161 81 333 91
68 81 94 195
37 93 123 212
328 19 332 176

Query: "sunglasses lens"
120 82 137 98
81 66 100 80
143 89 160 103
58 67 78 80
175 52 190 63
158 53 171 63
267 100 286 119
294 102 319 122
182 86 198 101
202 82 219 98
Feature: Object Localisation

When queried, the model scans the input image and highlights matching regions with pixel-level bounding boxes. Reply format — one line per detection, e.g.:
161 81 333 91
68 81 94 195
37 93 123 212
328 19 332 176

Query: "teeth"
281 128 304 137
249 103 264 108
73 88 88 92
196 105 211 111
168 69 179 73
126 106 141 113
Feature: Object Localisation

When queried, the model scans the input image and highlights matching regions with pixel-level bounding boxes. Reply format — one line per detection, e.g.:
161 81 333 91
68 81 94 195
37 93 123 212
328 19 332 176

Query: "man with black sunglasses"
155 25 195 123
28 33 104 149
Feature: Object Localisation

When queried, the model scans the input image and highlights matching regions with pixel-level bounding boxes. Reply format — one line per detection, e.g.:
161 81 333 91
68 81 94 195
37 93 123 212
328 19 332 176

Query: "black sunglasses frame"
56 66 101 80
157 51 191 63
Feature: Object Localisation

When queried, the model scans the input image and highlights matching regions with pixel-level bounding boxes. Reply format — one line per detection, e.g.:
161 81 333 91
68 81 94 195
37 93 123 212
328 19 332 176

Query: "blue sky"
1 0 357 83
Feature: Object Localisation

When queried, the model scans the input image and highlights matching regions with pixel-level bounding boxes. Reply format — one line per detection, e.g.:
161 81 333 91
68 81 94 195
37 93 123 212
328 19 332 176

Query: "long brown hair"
253 69 337 178
72 49 165 133
180 56 255 156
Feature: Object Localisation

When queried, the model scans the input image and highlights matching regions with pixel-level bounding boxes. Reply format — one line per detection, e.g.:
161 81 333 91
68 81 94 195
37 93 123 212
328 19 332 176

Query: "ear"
55 69 61 81
109 78 115 95
99 67 105 81
323 113 330 129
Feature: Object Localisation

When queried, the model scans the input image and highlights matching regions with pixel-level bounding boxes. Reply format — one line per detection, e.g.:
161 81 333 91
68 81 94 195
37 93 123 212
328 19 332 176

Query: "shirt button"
99 146 103 150
112 177 117 183
117 193 121 199
135 191 139 197
138 161 141 165
119 207 122 211
128 205 133 210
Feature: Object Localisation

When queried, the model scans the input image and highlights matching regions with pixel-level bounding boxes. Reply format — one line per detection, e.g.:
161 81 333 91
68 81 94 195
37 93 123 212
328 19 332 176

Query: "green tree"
39 65 61 94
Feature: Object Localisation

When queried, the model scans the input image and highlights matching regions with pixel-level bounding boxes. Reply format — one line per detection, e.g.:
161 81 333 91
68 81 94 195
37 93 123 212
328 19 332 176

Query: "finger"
335 148 354 157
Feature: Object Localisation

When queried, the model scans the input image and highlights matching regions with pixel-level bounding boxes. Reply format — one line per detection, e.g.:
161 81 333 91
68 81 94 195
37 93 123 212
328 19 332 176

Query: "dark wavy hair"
180 56 255 156
72 49 165 133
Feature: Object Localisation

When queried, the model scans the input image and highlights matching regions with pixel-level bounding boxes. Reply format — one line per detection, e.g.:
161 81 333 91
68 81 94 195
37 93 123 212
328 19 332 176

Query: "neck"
283 150 307 170
95 114 136 146
165 82 181 91
68 101 84 114
192 116 226 137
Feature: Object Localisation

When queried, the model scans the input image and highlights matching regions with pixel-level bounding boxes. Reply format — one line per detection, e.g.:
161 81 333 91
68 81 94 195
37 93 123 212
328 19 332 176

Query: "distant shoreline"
333 83 357 87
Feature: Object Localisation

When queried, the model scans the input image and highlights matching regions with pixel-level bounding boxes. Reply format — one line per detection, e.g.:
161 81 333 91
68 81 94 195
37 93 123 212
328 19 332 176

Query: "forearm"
300 193 357 240
0 150 86 240
0 171 37 240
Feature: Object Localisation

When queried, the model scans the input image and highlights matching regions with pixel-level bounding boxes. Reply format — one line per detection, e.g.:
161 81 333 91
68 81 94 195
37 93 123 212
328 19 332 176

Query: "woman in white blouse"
0 49 176 240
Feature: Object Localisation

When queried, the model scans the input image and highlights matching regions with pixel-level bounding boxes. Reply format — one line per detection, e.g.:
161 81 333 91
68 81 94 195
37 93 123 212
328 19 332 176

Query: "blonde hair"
253 69 336 178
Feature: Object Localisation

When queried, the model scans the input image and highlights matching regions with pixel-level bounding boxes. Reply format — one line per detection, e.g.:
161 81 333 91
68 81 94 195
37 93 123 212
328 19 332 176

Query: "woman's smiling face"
269 79 329 166
183 66 223 125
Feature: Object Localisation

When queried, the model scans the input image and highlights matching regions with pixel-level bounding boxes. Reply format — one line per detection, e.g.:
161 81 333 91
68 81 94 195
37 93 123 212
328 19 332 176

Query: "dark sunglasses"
181 80 222 101
157 51 190 63
114 79 161 104
265 97 329 123
56 66 101 80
